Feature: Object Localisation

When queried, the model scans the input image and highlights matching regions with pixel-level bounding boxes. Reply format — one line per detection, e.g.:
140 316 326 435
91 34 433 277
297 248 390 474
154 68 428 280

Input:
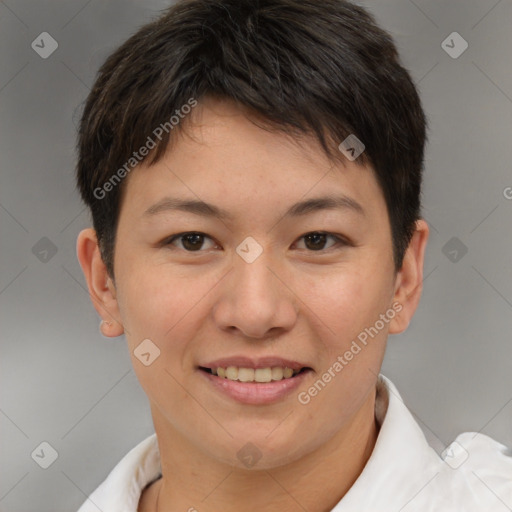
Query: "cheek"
300 264 392 343
294 271 390 435
116 268 197 409
316 268 391 379
116 266 219 356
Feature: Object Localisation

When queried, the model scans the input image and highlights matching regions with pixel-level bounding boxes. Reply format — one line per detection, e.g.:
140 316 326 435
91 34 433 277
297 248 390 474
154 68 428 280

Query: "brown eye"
296 232 346 251
304 233 329 251
181 233 205 251
166 232 216 251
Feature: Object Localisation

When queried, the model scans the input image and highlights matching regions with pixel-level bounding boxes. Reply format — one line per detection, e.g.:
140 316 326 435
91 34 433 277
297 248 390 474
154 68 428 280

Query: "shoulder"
76 434 161 512
434 431 512 509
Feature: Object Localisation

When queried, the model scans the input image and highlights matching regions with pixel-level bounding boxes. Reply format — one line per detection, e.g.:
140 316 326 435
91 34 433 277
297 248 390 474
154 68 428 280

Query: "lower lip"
198 369 312 405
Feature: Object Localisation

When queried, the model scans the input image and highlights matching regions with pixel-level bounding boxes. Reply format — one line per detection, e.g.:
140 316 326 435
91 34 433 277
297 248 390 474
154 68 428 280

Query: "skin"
77 97 429 512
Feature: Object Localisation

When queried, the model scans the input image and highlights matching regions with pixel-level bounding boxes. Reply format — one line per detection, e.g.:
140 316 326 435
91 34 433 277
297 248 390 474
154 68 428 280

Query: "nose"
212 250 298 340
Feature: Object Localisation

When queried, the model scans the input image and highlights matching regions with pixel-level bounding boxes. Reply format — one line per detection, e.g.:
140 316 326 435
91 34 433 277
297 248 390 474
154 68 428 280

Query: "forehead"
119 98 386 222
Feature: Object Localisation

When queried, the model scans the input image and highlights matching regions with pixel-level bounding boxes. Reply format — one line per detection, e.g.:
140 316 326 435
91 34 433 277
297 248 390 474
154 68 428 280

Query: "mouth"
198 365 313 405
197 357 314 404
199 365 311 383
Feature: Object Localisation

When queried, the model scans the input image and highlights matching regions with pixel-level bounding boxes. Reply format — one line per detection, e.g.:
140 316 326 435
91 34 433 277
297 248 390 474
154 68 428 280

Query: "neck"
144 388 378 512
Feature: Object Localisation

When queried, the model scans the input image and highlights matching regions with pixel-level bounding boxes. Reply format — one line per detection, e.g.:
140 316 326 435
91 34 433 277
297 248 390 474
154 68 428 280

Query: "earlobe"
76 228 124 337
388 219 429 335
99 318 122 338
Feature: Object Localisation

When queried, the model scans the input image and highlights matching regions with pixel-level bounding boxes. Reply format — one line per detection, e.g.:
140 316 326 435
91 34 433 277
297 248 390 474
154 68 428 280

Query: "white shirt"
77 375 512 511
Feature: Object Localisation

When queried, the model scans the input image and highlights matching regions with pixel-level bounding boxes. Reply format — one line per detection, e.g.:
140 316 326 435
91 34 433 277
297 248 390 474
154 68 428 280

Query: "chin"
206 433 312 471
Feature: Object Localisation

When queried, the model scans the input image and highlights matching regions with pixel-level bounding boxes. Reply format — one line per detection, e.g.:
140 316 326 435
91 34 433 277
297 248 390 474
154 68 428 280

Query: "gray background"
1 0 511 511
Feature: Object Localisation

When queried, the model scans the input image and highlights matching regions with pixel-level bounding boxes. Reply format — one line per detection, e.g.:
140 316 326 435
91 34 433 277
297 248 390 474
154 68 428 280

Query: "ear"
388 219 429 334
76 228 124 337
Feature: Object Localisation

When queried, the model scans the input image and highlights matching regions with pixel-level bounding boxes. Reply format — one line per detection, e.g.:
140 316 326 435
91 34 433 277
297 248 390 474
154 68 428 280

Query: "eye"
164 232 217 252
294 232 347 251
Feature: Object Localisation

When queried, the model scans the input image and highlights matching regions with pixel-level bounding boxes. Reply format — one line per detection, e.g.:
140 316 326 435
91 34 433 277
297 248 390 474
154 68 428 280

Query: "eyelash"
161 231 350 253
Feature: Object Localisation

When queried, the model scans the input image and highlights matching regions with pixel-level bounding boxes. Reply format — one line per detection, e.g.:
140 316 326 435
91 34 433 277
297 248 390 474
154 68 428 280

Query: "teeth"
225 366 238 380
271 367 284 380
211 366 300 382
283 367 294 379
238 367 254 382
255 368 272 383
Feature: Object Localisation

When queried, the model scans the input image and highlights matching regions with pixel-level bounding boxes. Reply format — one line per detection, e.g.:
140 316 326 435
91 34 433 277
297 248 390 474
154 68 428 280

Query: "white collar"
77 374 512 511
332 374 440 510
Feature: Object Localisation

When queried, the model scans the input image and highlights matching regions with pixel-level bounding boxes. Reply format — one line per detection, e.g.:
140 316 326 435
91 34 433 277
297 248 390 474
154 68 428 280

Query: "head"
77 0 429 469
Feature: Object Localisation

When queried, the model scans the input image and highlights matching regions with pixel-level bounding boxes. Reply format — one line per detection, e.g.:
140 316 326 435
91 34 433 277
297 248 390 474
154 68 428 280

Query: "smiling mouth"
199 366 311 383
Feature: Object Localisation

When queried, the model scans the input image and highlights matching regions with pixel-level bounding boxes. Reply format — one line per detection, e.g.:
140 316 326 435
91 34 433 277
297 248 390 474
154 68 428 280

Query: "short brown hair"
76 0 427 279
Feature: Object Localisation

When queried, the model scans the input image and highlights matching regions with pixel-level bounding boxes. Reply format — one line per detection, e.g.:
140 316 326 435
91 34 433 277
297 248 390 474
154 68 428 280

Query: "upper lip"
199 356 310 371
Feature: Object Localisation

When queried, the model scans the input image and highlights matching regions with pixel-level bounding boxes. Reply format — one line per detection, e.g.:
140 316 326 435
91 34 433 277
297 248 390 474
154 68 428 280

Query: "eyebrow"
143 194 365 220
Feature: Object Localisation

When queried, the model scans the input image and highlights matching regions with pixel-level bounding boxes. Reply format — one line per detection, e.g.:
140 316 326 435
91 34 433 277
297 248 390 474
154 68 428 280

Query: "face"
81 97 424 470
